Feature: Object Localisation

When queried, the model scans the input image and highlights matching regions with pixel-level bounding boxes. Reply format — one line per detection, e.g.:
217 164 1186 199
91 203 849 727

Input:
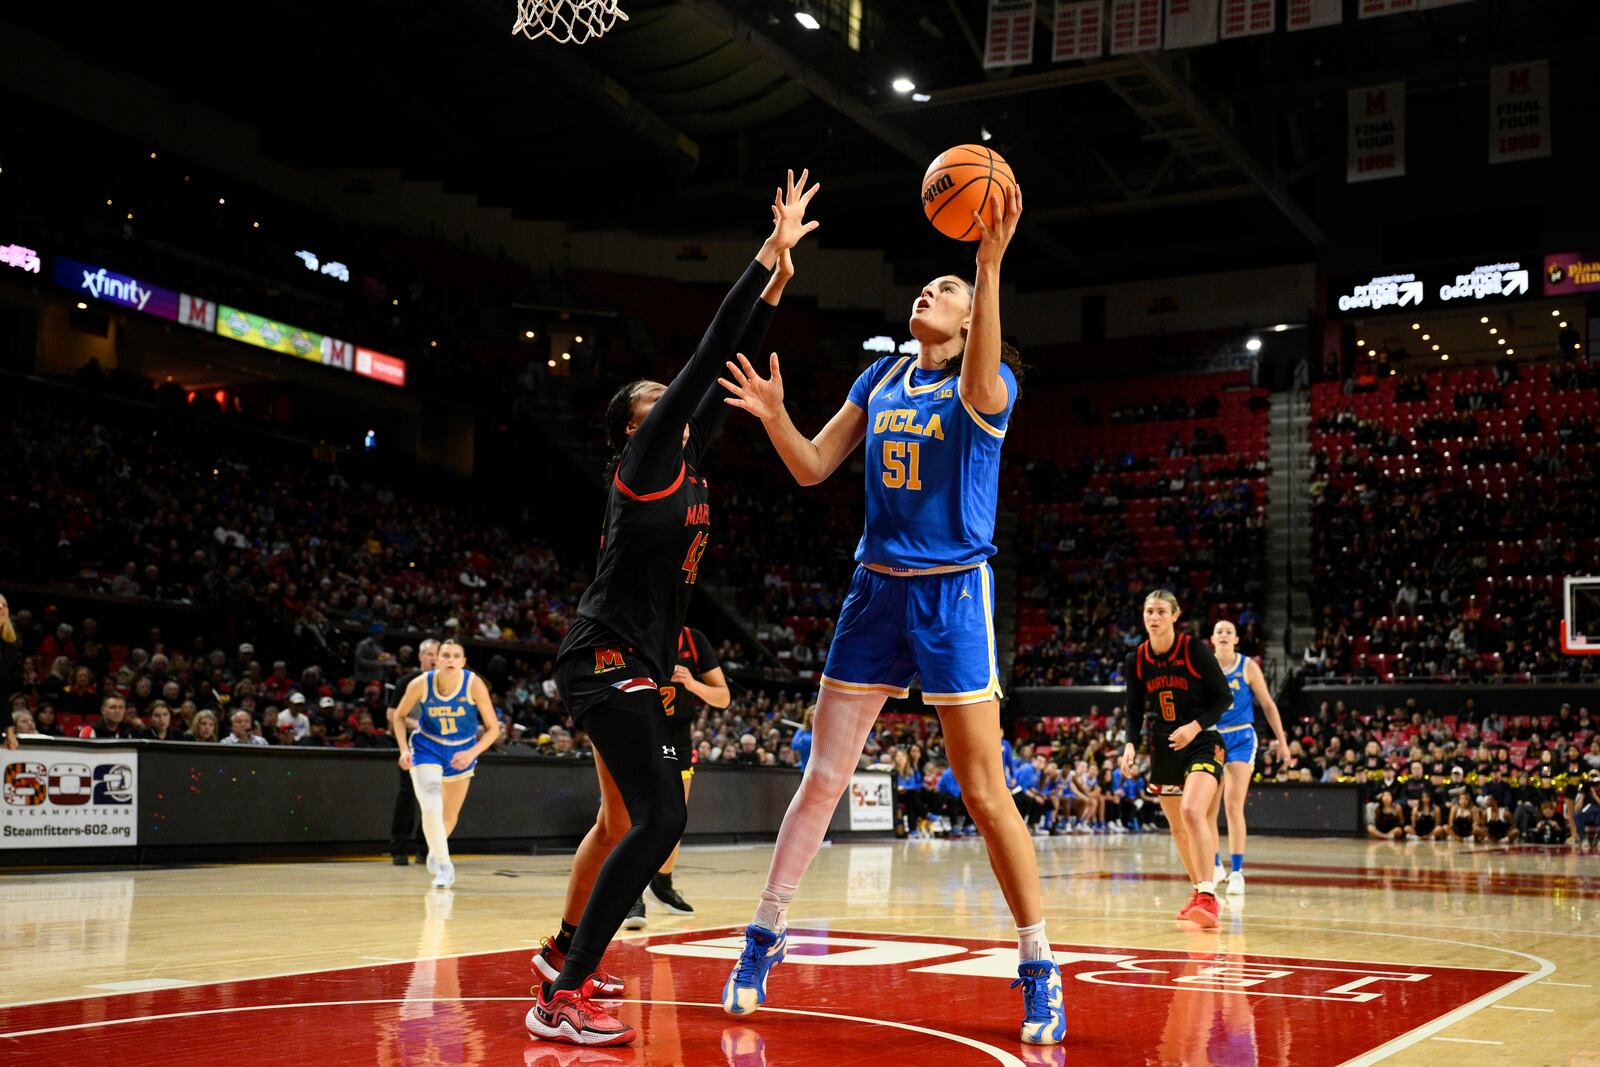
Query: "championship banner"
1358 0 1416 16
1053 0 1103 60
1348 83 1405 183
1286 0 1340 30
1109 0 1162 54
216 305 324 362
1220 0 1273 39
984 0 1036 69
1488 60 1551 164
847 772 894 832
2 745 138 849
1544 252 1600 297
1165 0 1218 49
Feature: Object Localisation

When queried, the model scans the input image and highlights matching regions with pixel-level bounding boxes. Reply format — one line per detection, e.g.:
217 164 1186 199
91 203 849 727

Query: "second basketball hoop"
512 0 627 44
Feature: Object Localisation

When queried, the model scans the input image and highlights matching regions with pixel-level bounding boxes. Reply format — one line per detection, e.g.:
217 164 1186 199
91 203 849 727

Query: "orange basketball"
920 144 1016 241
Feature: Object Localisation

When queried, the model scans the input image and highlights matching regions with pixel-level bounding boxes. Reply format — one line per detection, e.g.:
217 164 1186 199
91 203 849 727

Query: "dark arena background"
1 1 1598 1064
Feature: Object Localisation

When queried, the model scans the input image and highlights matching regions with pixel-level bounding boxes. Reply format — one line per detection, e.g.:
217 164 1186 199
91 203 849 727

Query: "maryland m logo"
594 648 626 674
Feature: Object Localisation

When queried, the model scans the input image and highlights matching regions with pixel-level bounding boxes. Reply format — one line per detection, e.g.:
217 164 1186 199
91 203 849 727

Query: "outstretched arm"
686 250 794 464
621 169 820 494
1246 658 1291 764
961 182 1022 415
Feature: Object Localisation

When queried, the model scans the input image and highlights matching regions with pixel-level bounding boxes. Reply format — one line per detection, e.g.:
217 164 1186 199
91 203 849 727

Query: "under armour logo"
661 745 678 760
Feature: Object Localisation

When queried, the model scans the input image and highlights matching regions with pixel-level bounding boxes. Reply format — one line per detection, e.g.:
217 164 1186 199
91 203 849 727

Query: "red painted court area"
0 927 1525 1066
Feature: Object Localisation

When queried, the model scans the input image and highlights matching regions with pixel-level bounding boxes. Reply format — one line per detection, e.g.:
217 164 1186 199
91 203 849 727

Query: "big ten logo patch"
5 762 134 807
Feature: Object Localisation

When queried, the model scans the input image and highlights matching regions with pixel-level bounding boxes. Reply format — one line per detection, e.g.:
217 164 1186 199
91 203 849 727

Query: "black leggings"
558 686 689 989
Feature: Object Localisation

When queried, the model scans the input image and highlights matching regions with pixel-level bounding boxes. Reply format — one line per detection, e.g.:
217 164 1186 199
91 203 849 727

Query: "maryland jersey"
1217 654 1255 731
418 669 480 746
848 355 1017 569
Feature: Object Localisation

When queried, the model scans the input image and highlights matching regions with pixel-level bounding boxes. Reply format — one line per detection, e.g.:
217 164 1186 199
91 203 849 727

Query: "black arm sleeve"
619 257 772 494
1124 652 1144 749
1190 641 1233 732
686 296 776 468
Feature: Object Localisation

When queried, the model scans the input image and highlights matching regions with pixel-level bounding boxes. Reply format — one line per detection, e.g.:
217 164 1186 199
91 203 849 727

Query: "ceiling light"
1498 338 1506 345
252 221 260 229
1505 348 1514 355
218 197 226 205
892 77 916 93
1367 348 1377 357
1481 316 1490 324
76 301 88 310
1441 354 1450 361
1421 334 1430 341
1551 309 1560 317
1560 321 1568 328
561 352 571 361
1245 337 1262 352
1431 344 1440 351
1411 323 1420 330
911 92 931 103
1273 324 1289 332
1356 338 1365 346
126 212 133 220
524 330 535 339
794 10 820 29
575 335 584 343
547 359 557 367
105 199 113 206
149 151 157 159
1488 327 1497 334
430 340 438 348
391 298 399 306
980 127 993 142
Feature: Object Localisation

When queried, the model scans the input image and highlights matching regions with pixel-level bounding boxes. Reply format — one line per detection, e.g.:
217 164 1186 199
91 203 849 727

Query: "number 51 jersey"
848 354 1017 569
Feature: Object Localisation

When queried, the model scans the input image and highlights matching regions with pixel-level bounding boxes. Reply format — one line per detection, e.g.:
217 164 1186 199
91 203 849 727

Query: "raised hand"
768 168 821 253
720 351 785 422
972 181 1022 269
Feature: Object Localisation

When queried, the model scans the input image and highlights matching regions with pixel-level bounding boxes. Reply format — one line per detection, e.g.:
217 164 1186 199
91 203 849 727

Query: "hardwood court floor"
1 833 1596 1065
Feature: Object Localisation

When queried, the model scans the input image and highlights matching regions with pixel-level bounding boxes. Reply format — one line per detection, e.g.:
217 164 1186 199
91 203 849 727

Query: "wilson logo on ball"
921 173 954 206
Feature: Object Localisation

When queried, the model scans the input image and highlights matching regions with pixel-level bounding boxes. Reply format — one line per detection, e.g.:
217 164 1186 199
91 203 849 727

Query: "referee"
386 638 438 864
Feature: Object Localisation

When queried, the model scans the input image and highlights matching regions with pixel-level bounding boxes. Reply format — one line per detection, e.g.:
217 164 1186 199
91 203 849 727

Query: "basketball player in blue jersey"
717 183 1067 1046
1207 619 1289 895
392 640 500 889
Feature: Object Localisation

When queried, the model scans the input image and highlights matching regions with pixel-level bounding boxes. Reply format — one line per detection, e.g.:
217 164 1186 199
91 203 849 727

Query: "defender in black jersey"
1118 590 1232 928
527 169 819 1049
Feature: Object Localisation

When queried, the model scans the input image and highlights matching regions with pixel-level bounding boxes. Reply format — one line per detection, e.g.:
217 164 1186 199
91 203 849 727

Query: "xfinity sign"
53 256 180 321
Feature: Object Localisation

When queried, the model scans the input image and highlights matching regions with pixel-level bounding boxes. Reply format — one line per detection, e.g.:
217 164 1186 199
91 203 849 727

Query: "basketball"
920 144 1017 241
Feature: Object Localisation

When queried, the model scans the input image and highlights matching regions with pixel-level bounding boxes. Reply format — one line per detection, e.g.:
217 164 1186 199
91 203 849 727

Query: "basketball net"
512 0 627 44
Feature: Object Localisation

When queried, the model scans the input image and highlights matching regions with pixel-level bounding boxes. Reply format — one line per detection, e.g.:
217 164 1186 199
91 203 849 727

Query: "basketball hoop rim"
1560 620 1600 655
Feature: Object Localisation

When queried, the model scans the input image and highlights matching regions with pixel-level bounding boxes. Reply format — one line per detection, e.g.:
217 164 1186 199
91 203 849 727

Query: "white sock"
1017 920 1052 964
753 888 793 933
1197 880 1216 896
410 764 450 866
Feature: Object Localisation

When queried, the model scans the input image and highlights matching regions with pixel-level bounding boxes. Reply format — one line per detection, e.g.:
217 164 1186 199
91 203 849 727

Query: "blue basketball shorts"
412 731 477 779
820 562 1001 706
1218 725 1258 766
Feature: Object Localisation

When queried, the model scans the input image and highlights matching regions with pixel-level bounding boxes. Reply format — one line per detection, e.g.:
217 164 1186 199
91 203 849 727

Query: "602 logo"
4 762 134 807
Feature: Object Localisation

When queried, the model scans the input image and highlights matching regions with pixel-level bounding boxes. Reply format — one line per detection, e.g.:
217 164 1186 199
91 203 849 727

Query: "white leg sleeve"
410 764 450 865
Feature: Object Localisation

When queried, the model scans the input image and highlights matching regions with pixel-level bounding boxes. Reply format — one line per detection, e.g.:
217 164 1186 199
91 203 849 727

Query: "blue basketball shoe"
721 924 786 1016
1012 959 1067 1045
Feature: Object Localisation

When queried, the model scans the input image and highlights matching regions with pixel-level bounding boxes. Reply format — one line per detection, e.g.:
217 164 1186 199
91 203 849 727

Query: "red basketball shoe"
1175 891 1201 921
525 978 635 1046
1186 891 1220 929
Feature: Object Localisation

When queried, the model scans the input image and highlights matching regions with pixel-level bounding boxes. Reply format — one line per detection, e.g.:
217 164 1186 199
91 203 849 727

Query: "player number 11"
882 441 923 491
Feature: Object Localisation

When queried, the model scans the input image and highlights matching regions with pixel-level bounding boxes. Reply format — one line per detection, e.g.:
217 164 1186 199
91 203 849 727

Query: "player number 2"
1158 692 1176 721
882 441 923 490
660 685 677 717
682 531 708 585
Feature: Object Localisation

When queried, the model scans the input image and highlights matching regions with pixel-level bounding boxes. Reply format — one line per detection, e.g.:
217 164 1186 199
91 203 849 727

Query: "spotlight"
1273 324 1289 332
911 92 931 103
1245 337 1262 352
980 127 993 142
794 10 820 29
892 77 916 93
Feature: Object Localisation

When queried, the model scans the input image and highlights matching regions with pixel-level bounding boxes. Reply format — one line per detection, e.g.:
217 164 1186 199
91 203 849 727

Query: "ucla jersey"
1217 654 1254 731
848 355 1017 569
418 669 480 746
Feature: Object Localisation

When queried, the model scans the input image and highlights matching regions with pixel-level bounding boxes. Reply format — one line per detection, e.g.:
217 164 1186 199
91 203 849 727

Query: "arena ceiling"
9 0 1599 288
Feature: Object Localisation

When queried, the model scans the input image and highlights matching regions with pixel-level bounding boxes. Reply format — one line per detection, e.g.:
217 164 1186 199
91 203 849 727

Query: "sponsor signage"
178 293 217 332
1544 252 1600 296
321 336 355 371
217 305 323 361
1052 0 1103 60
2 746 138 849
294 249 350 283
54 257 179 321
847 772 895 832
1348 83 1405 183
1332 259 1539 316
1488 60 1551 164
1 242 41 274
983 0 1036 69
355 347 407 388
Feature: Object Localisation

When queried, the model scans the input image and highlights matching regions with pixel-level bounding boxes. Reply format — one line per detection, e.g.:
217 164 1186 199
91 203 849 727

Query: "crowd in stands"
1010 371 1269 686
1307 360 1600 682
